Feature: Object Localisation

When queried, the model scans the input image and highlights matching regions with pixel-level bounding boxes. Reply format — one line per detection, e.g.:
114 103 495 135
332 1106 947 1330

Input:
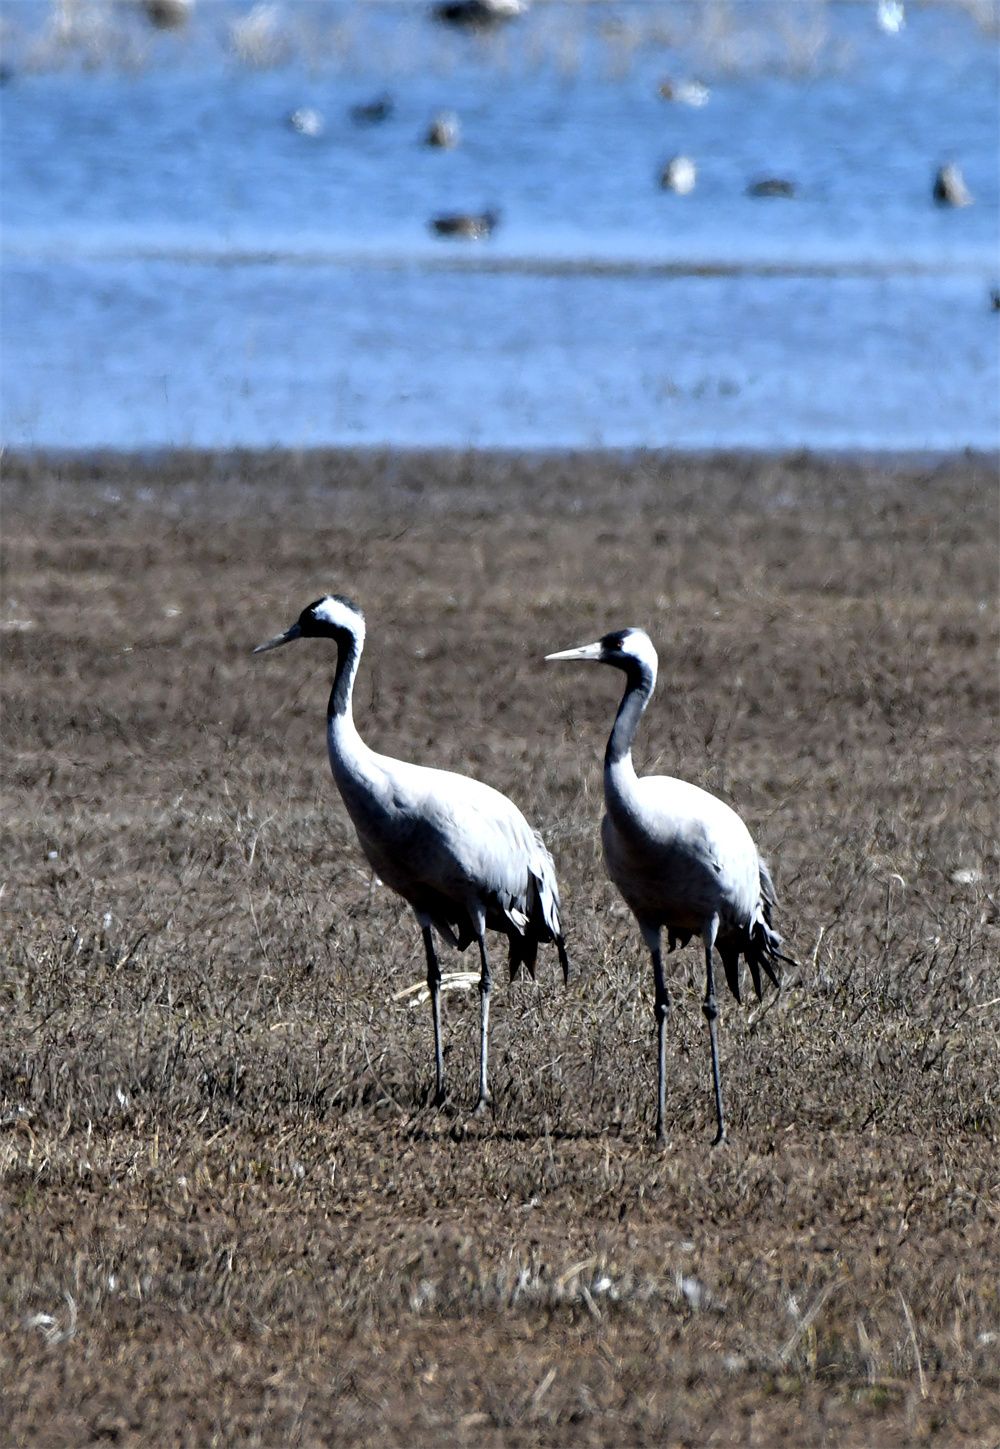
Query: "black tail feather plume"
719 944 743 1004
718 916 796 1005
507 855 571 985
507 927 571 985
507 929 537 982
664 860 795 1005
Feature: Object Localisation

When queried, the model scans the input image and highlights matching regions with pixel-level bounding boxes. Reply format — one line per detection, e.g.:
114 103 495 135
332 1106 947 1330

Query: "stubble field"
2 448 998 1446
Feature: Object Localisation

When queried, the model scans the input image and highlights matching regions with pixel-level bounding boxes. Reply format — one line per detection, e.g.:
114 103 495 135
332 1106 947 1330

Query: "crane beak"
545 641 603 663
253 622 302 654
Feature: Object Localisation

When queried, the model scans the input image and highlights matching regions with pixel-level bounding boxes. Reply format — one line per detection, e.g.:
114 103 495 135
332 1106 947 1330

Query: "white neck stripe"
314 597 365 641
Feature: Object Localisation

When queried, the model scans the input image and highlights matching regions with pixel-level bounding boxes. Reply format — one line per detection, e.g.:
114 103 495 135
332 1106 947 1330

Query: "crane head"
546 627 657 680
254 595 366 654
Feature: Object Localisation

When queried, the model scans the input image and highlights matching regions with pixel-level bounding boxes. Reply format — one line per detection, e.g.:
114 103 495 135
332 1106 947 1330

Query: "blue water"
1 0 998 450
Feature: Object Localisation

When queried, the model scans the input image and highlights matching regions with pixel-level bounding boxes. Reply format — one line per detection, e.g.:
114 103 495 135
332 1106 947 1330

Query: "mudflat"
2 448 997 1446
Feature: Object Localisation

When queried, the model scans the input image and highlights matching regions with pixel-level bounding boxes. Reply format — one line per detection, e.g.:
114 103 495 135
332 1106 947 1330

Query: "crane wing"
359 755 549 923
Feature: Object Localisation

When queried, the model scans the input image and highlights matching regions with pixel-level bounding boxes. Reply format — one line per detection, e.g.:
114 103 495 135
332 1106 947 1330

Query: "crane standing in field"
255 595 570 1114
546 627 794 1146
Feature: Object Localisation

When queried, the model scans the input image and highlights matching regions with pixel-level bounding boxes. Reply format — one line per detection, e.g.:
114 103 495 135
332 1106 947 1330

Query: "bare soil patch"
2 449 998 1446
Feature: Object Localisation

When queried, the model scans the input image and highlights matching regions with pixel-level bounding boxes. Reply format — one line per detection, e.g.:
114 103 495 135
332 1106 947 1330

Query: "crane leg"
472 930 493 1116
422 925 446 1106
650 941 670 1147
701 915 726 1146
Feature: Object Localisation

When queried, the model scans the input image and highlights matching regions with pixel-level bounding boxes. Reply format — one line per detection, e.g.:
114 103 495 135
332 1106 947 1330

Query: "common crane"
546 627 794 1146
255 595 570 1114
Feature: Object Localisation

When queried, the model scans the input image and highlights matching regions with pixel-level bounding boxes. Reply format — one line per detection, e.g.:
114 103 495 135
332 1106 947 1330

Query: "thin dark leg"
472 932 493 1115
651 943 670 1147
702 916 726 1145
422 926 446 1106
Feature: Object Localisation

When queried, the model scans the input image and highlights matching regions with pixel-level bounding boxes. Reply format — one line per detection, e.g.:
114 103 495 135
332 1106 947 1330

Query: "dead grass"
2 448 998 1446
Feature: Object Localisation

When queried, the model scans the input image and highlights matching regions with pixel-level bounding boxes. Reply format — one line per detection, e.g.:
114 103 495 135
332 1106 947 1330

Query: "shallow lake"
1 0 997 450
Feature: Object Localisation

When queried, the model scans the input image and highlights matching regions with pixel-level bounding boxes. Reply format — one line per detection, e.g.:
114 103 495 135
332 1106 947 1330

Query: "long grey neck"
604 661 655 792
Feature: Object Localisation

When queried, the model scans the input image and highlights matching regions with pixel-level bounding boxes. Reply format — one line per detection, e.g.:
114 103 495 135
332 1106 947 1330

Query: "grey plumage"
547 626 795 1146
255 594 569 1114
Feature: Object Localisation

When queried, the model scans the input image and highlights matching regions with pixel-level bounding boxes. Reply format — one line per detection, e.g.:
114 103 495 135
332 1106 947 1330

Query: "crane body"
256 595 569 1114
547 627 793 1146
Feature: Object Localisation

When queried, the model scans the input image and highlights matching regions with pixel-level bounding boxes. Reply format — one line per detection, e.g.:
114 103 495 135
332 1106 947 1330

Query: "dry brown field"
2 449 998 1447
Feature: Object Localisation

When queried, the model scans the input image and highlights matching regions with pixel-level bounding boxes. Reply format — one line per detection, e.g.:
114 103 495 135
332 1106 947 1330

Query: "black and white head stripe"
602 628 658 675
546 626 658 683
301 595 366 638
600 629 635 654
254 594 365 656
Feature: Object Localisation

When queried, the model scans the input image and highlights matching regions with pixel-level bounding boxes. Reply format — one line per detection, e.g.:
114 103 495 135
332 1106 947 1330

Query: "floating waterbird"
657 78 710 107
425 111 461 148
876 0 905 35
433 0 527 29
430 208 500 239
350 94 394 126
256 596 570 1114
141 0 194 29
287 107 324 138
546 628 795 1147
660 156 697 195
933 163 973 208
747 177 797 198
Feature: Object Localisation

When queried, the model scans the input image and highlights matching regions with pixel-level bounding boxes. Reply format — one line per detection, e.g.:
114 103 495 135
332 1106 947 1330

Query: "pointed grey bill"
253 622 302 654
545 641 603 662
